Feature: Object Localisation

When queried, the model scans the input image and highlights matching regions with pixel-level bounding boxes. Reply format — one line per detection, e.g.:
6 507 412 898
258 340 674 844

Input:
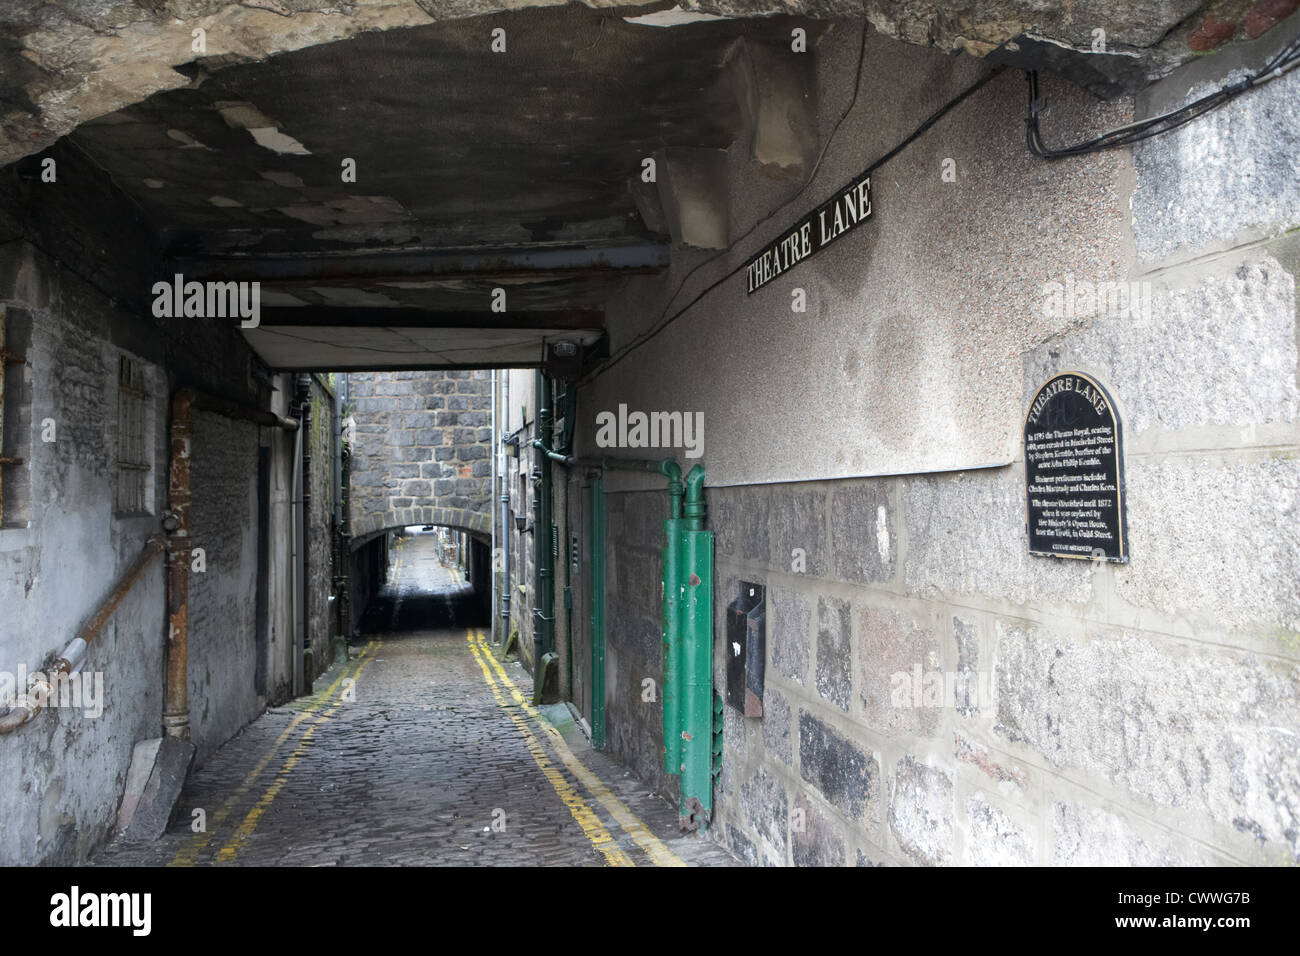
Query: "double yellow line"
168 640 382 867
466 629 685 867
167 617 683 867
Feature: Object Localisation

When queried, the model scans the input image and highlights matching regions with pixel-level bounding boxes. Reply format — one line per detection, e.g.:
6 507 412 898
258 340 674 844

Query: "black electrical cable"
618 21 869 350
589 59 1004 381
1027 32 1300 159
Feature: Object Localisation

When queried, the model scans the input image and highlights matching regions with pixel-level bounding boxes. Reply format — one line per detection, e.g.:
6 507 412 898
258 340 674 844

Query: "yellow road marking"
466 632 634 867
212 642 382 863
168 641 378 867
471 629 686 868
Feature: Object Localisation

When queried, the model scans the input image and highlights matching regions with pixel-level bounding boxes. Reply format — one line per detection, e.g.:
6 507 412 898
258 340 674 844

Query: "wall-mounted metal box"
725 581 765 717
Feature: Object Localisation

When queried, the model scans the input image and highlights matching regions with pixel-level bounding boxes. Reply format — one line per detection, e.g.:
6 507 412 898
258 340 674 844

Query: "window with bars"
0 308 32 529
114 355 152 516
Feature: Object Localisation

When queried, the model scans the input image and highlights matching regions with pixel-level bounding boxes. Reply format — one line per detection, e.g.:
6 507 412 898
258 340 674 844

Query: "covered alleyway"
2 0 1298 886
93 533 731 867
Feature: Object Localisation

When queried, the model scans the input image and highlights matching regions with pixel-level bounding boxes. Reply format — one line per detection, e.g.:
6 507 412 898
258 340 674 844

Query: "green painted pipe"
655 460 685 776
586 456 689 778
683 464 706 531
679 514 714 829
675 464 713 829
661 514 683 776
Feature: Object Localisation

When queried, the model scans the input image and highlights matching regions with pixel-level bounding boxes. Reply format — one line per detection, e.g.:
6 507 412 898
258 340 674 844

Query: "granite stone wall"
347 370 493 540
580 24 1300 866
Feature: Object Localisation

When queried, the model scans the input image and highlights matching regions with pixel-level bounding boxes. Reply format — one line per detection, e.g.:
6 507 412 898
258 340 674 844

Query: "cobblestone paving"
94 533 736 867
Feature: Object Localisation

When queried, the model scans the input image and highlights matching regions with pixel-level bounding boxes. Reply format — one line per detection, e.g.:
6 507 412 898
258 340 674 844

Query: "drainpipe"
336 372 351 654
595 457 713 828
531 373 554 701
533 384 578 696
677 463 713 830
490 370 498 645
660 463 684 780
586 471 606 749
164 388 298 739
580 457 684 770
500 373 511 642
329 375 347 667
296 375 314 693
500 476 511 646
290 415 304 692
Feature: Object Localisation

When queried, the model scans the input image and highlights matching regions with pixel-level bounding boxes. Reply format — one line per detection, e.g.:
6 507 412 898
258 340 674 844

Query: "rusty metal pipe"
77 535 166 645
0 674 53 734
164 387 298 740
1 534 166 735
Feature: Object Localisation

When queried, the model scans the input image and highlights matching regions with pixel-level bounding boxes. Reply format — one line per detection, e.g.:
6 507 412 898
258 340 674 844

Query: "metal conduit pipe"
575 456 686 771
164 387 298 740
499 374 511 640
330 374 347 667
296 375 315 694
500 483 511 633
0 534 167 734
532 373 554 701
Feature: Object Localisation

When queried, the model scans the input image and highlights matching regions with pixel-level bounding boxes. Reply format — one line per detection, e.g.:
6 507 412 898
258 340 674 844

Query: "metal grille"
115 356 150 515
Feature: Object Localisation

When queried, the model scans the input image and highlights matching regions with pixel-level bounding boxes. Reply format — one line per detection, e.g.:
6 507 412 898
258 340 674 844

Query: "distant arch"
350 506 490 545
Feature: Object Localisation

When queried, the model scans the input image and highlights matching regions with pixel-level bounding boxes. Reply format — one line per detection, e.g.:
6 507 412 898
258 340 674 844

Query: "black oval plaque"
1024 372 1128 563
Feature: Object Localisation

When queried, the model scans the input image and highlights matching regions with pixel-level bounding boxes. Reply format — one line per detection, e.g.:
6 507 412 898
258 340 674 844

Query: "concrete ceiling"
55 6 809 368
73 10 747 258
3 1 1297 370
4 1 1295 170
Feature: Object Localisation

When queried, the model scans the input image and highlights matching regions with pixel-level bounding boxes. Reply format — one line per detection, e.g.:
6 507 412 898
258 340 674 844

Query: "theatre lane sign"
1024 372 1128 563
745 174 872 294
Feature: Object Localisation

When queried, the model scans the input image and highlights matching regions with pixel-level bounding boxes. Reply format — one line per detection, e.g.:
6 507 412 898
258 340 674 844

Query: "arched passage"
347 521 492 642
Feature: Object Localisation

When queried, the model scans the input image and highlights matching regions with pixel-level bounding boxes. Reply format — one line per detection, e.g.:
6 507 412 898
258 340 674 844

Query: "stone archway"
352 506 490 541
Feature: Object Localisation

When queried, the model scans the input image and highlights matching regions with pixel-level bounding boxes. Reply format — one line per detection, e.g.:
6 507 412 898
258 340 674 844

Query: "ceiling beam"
254 307 603 329
168 243 668 284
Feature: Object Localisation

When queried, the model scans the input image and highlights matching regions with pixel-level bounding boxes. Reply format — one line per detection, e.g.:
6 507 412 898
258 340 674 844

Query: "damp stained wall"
576 21 1300 865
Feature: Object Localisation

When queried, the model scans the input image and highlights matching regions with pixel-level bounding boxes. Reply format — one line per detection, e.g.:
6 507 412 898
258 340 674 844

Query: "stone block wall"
0 241 309 862
306 375 338 685
581 24 1300 866
347 370 493 539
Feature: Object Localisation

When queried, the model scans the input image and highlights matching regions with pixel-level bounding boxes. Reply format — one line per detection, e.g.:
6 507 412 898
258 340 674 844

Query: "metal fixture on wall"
532 373 554 703
726 582 766 717
586 455 715 830
295 374 314 695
